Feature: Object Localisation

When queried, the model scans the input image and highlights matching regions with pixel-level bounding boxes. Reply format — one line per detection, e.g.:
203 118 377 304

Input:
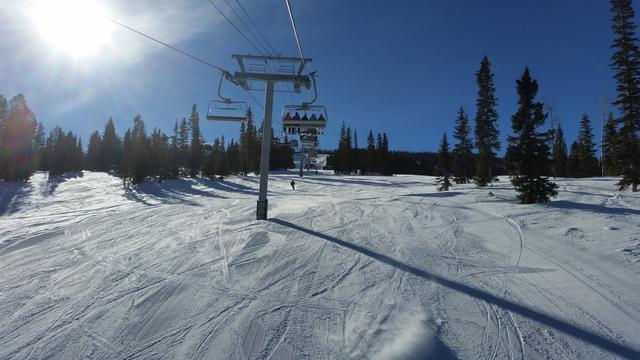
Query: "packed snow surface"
1 172 640 359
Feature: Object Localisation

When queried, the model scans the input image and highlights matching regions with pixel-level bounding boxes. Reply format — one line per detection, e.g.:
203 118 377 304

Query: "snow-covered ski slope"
1 172 639 359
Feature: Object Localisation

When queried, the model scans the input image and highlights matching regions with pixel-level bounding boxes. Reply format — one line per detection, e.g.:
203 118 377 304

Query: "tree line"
436 0 640 200
329 123 392 175
0 101 294 184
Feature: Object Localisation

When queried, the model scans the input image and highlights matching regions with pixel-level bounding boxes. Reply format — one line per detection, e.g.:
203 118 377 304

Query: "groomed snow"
1 172 639 359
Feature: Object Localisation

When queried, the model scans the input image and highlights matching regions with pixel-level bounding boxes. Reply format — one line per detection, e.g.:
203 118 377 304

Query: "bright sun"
30 0 114 58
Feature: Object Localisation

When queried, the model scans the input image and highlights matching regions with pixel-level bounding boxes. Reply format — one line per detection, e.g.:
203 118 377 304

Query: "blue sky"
0 0 627 153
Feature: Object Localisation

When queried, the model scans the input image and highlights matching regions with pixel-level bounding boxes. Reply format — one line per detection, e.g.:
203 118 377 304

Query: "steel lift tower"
207 54 311 220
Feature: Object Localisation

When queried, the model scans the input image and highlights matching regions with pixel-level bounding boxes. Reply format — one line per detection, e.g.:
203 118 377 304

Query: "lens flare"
30 0 114 58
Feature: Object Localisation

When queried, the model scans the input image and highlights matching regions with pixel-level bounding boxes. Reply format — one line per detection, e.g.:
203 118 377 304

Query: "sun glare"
30 0 114 58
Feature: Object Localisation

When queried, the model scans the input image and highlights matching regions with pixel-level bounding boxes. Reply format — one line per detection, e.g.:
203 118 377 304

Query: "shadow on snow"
545 200 640 216
402 192 464 198
124 178 226 206
0 182 34 216
269 218 640 359
42 172 84 197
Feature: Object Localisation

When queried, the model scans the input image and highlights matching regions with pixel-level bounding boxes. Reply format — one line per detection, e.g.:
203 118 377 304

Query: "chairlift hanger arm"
217 72 232 102
303 72 318 107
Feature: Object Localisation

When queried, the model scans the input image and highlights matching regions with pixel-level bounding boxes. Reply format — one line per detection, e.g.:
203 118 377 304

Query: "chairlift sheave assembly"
206 72 250 122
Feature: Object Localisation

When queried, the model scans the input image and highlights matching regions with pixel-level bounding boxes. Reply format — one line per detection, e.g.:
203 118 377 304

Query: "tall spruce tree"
602 113 618 175
0 95 37 181
149 128 170 180
376 133 383 174
178 118 190 174
167 121 180 178
507 68 558 203
610 0 640 191
0 95 8 179
436 133 452 191
86 131 102 171
381 133 391 175
577 114 600 177
101 117 121 172
188 104 204 177
366 130 376 174
47 127 67 177
568 141 581 177
474 56 500 186
32 122 46 171
551 125 569 177
452 107 475 183
121 114 150 184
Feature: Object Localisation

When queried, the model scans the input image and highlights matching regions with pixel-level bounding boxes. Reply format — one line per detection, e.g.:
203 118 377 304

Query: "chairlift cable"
203 0 283 112
107 17 266 111
206 0 266 56
284 0 307 73
223 1 293 109
234 0 279 55
222 0 273 56
106 17 227 72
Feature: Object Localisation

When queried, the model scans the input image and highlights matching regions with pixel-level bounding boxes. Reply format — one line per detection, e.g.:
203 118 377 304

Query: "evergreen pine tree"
376 133 383 174
86 131 102 171
551 125 569 177
366 130 376 174
227 138 241 174
382 133 391 175
474 56 501 186
120 129 132 184
188 104 204 178
507 68 558 203
345 127 353 173
47 127 67 177
334 122 347 174
452 107 475 183
168 121 180 178
568 141 581 177
602 113 618 175
32 122 46 171
577 114 600 177
101 117 121 172
610 0 640 191
0 95 37 181
178 118 190 174
121 114 150 184
0 95 7 180
436 133 452 191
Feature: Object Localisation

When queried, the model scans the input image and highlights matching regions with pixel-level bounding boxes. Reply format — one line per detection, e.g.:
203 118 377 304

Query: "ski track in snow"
0 172 639 359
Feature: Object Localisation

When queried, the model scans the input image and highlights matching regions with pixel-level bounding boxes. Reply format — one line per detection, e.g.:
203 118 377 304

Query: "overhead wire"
284 0 307 73
205 0 294 120
106 17 226 72
233 0 278 56
107 17 265 111
205 0 266 56
218 0 294 113
222 0 272 56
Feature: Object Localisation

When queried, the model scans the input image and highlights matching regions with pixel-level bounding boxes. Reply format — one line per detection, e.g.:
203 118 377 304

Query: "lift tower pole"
299 150 304 178
256 81 275 219
229 54 312 220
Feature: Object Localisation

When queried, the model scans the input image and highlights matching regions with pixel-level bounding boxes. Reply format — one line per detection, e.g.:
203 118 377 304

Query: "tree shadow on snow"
402 192 464 198
0 182 34 216
196 178 259 196
42 172 84 197
269 218 640 359
545 200 640 216
124 178 225 206
302 176 425 188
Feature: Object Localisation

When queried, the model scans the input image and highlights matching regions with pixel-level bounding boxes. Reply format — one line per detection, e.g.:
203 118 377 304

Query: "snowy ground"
1 172 639 359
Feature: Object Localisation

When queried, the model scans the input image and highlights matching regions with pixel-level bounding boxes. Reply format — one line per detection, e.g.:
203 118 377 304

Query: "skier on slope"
290 180 296 190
